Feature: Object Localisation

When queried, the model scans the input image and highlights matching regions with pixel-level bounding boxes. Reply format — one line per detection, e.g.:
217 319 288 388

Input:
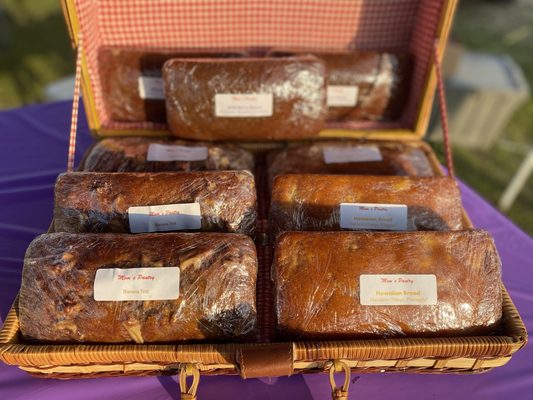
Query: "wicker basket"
0 1 528 398
0 147 527 385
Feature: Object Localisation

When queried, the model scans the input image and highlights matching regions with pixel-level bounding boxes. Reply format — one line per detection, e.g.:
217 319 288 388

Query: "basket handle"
179 364 200 400
433 41 455 178
329 360 351 400
67 31 83 172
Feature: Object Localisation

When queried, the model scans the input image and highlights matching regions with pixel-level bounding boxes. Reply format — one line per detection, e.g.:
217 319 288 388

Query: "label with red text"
128 203 201 233
94 267 180 301
340 203 407 231
323 146 383 164
138 76 165 99
146 144 208 162
360 274 437 305
215 94 273 117
327 85 359 107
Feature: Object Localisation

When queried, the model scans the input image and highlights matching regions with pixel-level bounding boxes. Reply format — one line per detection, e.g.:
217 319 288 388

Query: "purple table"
0 101 531 399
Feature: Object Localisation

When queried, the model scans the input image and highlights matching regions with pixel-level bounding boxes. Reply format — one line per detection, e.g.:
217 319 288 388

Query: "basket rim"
0 285 527 370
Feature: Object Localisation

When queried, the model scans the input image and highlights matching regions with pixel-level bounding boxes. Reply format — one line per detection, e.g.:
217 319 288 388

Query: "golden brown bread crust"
79 137 255 172
273 230 502 340
20 232 258 343
162 56 327 141
54 171 257 236
266 141 434 186
270 175 463 235
98 47 243 122
268 50 412 121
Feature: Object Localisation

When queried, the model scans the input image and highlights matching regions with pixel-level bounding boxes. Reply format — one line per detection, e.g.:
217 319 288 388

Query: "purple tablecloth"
0 101 531 399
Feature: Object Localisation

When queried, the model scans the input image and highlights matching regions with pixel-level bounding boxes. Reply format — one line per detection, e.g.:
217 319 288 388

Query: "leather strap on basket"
329 360 351 400
67 32 83 172
433 41 455 178
238 343 294 379
179 364 200 400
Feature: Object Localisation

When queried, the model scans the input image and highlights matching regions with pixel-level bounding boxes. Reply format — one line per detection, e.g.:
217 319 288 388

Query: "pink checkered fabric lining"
73 0 443 132
67 31 83 172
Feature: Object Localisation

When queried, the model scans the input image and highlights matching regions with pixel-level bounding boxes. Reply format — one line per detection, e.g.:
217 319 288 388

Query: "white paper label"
327 85 359 107
215 93 273 117
323 146 383 164
128 203 201 233
340 203 407 231
138 76 165 99
360 274 437 305
94 267 180 301
146 144 208 162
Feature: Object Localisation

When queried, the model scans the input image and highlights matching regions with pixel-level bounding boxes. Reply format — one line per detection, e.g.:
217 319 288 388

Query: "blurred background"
0 0 532 235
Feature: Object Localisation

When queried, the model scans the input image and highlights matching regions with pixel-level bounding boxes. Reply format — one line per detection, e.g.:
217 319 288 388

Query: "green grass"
429 0 533 236
0 0 73 108
0 0 531 235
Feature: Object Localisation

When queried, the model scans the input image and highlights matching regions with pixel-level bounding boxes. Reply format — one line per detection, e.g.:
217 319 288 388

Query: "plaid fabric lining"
73 0 443 132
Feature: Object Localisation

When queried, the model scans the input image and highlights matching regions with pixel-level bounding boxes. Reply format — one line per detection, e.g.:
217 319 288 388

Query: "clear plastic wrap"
269 50 412 121
266 140 434 186
79 137 255 172
162 56 327 141
270 175 463 236
98 46 243 122
273 230 502 340
54 171 257 236
20 232 258 343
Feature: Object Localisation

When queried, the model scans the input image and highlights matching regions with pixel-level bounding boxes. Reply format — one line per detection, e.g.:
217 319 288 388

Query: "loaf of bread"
273 230 502 340
20 232 258 343
269 49 411 121
54 171 257 236
266 141 434 186
162 56 327 140
270 175 462 235
98 47 242 122
79 137 255 172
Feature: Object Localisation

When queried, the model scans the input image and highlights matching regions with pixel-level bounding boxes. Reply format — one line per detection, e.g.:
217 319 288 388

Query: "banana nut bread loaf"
162 56 327 140
79 137 255 172
54 171 257 236
269 49 412 121
273 230 502 340
270 175 462 235
20 232 258 343
98 47 243 122
266 141 434 186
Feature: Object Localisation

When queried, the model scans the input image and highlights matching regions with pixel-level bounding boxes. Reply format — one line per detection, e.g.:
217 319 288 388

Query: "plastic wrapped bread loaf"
273 230 502 340
270 175 462 235
266 141 434 186
98 47 243 122
54 171 256 236
20 232 258 343
269 49 411 121
321 51 411 121
79 137 255 172
162 56 327 140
